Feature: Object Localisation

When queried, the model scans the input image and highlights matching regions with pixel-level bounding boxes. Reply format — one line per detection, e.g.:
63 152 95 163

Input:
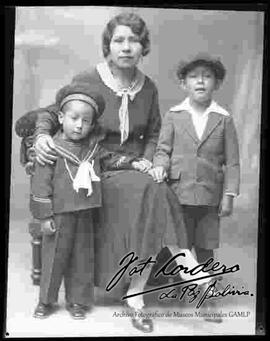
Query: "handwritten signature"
105 251 253 307
158 279 253 308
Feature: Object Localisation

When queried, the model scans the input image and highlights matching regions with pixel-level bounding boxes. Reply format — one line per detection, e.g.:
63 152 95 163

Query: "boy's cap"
56 82 105 118
177 53 226 81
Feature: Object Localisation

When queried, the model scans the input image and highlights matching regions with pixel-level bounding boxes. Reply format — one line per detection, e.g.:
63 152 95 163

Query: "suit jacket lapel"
181 112 200 144
199 112 222 146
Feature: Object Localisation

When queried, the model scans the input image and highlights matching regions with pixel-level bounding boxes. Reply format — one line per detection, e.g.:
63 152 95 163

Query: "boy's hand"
132 159 152 173
219 195 234 217
148 166 167 183
41 218 56 235
35 134 57 166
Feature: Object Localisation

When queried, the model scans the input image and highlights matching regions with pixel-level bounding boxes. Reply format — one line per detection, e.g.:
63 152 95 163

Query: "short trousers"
181 205 220 250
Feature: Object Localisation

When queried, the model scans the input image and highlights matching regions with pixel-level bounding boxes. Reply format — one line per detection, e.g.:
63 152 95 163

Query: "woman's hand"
35 134 57 166
132 159 153 173
148 166 167 183
41 218 56 236
219 195 234 217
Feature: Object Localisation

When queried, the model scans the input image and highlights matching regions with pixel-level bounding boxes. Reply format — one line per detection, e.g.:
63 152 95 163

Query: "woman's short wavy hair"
102 12 150 58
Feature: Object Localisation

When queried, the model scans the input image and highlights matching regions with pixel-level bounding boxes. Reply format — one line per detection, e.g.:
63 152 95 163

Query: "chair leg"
29 220 42 285
31 236 42 285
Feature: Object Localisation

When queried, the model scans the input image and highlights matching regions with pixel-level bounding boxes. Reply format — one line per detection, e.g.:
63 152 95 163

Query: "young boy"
30 83 136 320
150 53 240 321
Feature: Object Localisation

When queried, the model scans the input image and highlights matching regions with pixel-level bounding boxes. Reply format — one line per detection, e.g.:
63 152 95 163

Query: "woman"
16 13 210 332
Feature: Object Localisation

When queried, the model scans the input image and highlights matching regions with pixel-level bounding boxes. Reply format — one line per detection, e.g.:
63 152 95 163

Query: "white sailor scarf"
54 142 100 197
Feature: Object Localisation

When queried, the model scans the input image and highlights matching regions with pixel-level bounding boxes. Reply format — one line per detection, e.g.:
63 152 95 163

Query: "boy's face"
58 100 96 141
181 65 220 105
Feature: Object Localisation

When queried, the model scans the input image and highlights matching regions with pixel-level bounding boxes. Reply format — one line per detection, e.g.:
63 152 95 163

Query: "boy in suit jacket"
31 83 137 320
150 53 240 322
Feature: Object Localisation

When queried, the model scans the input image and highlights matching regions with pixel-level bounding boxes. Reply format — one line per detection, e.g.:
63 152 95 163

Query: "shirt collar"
170 97 230 116
96 62 145 99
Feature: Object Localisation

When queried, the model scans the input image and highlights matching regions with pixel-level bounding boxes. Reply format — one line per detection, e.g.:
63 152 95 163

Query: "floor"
5 219 257 337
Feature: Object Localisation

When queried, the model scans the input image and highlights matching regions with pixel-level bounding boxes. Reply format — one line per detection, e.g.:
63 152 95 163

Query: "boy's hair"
102 12 150 58
177 53 226 82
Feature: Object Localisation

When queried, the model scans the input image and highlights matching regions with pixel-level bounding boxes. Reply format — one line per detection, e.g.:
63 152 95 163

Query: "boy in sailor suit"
30 83 136 320
150 54 240 321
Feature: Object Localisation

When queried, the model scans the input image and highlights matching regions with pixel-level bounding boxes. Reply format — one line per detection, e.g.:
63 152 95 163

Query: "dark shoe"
124 302 153 333
33 303 55 319
66 303 87 320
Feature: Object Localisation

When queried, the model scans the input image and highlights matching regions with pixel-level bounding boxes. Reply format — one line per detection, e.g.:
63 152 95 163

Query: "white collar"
96 62 145 100
170 97 230 116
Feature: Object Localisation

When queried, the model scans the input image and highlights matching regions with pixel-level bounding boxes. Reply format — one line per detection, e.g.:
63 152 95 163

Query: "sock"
195 247 214 265
126 290 144 310
167 246 211 285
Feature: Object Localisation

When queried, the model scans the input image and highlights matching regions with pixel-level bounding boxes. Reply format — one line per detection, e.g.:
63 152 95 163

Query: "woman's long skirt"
94 170 188 299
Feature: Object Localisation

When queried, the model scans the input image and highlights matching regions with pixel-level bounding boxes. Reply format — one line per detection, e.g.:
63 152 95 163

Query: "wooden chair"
20 135 42 285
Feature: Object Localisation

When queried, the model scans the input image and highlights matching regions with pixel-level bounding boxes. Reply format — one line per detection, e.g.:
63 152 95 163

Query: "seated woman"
15 12 211 333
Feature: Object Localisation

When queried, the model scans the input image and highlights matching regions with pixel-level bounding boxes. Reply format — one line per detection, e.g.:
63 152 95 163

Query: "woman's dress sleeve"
142 85 161 161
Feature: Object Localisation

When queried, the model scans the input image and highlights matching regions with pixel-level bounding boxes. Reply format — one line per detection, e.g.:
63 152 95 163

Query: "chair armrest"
19 135 36 175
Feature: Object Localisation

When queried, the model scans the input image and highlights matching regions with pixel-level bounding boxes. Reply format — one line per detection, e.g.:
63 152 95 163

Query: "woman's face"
109 25 143 69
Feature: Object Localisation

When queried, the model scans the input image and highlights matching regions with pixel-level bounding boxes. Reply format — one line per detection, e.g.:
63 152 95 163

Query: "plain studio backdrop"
7 6 264 336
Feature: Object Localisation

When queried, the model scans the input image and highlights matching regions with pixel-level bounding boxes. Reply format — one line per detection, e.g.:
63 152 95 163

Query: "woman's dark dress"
17 67 188 299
